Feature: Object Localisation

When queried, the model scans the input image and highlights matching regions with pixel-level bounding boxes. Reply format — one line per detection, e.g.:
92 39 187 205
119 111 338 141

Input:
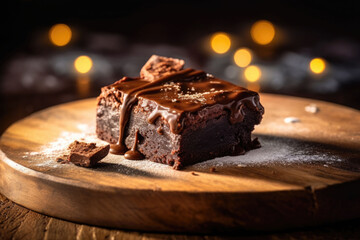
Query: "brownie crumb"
56 141 110 168
191 172 199 176
56 155 70 164
173 161 182 170
251 137 261 149
230 145 246 155
305 103 319 114
209 167 216 172
140 55 185 81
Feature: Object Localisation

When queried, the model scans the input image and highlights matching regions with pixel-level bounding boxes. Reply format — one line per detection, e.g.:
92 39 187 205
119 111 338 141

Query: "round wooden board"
1 94 360 233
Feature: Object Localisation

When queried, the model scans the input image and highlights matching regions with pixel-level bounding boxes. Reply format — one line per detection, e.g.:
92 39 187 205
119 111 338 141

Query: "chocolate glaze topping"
124 129 144 160
109 68 264 156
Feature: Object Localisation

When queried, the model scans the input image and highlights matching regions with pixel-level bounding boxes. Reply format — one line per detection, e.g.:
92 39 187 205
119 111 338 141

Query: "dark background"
1 0 360 134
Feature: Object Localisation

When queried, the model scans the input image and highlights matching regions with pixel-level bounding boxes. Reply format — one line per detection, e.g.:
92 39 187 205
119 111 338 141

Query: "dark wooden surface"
1 193 360 240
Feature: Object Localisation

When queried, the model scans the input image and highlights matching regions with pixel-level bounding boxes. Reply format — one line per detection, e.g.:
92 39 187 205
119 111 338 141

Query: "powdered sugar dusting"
97 135 346 176
22 125 345 174
23 123 108 168
190 135 343 170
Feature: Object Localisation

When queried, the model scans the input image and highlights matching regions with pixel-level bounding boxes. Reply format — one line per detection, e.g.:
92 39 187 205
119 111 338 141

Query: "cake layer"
96 95 262 168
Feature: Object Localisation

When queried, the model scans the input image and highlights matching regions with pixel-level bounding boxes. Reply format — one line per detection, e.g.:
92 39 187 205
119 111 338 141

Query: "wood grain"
2 193 360 239
0 94 360 233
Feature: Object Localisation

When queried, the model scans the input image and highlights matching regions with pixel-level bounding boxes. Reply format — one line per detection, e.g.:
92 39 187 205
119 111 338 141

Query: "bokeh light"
233 48 252 67
309 58 326 74
244 65 261 82
74 56 93 74
49 24 72 47
210 32 231 54
250 20 275 45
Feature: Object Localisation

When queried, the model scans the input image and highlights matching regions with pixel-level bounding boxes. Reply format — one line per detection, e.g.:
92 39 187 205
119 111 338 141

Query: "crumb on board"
284 117 300 124
56 140 110 168
56 156 69 164
305 104 319 114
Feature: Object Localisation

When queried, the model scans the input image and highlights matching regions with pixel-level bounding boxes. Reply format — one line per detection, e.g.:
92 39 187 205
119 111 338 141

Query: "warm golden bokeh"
210 32 231 54
74 56 93 74
49 24 72 47
309 58 326 74
250 20 275 45
233 48 252 67
244 65 261 82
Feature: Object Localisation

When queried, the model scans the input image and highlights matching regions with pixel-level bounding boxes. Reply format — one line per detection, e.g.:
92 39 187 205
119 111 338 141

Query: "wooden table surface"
1 192 360 240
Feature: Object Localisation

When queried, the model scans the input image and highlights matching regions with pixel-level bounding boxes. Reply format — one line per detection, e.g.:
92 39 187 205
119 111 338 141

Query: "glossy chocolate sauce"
124 129 144 160
109 68 264 157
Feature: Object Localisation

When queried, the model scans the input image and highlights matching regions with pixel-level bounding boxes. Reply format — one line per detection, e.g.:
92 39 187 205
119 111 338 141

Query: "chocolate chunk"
251 137 261 149
57 141 110 168
140 55 185 81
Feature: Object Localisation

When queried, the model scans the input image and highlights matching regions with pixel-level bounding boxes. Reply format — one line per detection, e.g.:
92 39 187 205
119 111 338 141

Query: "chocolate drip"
111 69 205 154
147 105 183 133
124 129 144 160
110 94 137 155
109 68 263 155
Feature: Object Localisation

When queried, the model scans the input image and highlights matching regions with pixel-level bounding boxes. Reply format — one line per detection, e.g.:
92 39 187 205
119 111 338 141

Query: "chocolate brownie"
96 55 264 169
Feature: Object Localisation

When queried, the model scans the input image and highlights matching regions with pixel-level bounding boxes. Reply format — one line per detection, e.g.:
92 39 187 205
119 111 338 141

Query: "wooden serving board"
1 94 360 233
